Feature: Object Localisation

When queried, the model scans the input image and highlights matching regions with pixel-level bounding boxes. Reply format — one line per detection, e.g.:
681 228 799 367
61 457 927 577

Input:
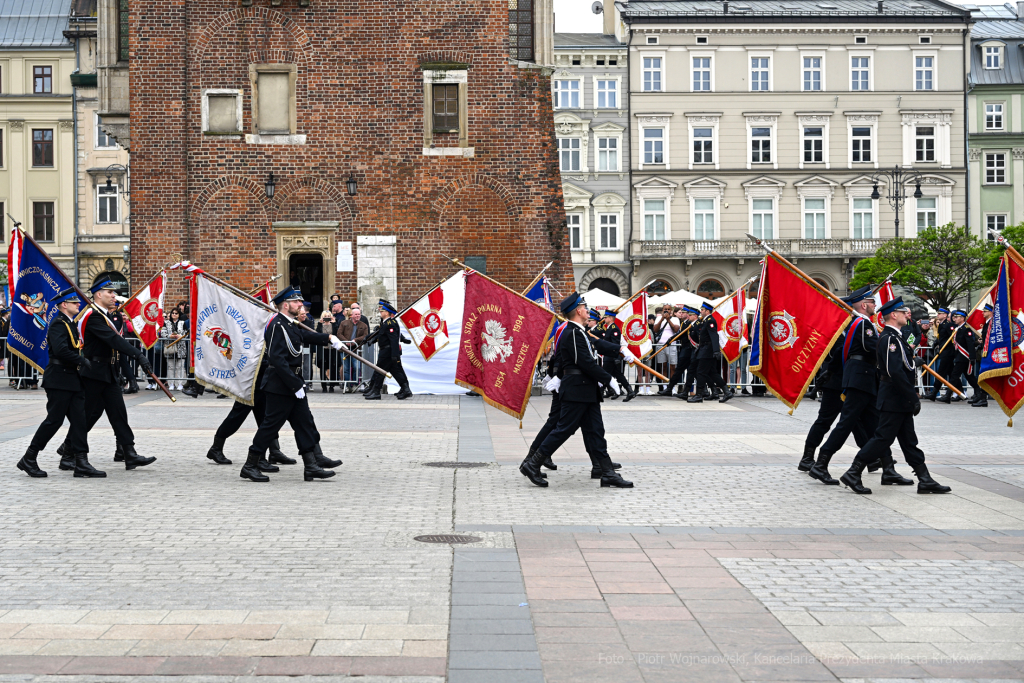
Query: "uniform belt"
89 356 115 365
563 368 583 375
50 358 76 368
849 354 866 362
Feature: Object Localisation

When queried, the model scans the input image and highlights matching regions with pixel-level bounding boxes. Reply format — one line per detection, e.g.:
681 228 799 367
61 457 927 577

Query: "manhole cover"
423 461 489 468
414 534 483 544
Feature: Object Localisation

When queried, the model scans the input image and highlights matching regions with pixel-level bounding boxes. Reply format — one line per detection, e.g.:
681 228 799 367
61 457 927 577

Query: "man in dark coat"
519 292 632 489
240 288 343 482
972 304 993 407
599 310 636 401
943 309 976 403
59 280 156 471
18 288 104 478
662 305 698 398
364 299 412 400
840 297 951 495
687 302 733 404
926 307 955 401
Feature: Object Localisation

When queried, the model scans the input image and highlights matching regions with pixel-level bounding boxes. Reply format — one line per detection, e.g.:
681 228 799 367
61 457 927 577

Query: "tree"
982 223 1024 282
848 223 990 309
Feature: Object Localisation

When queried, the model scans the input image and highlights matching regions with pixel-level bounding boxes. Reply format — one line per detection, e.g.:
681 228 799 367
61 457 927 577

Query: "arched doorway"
93 271 129 298
646 279 673 296
289 253 324 317
587 278 620 297
696 278 726 299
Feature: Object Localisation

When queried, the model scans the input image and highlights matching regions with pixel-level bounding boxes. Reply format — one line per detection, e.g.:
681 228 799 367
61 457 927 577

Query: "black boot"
396 382 413 400
591 462 623 479
808 452 839 485
520 451 547 479
686 395 704 403
866 459 882 473
257 454 279 473
939 393 952 404
114 442 125 462
656 384 674 396
621 386 637 402
364 385 382 400
541 454 557 471
925 389 938 401
840 460 872 494
268 439 297 465
17 446 47 478
206 437 232 465
798 445 816 472
973 395 989 407
314 443 342 469
57 441 75 471
599 467 633 488
240 449 270 482
915 465 951 494
302 450 335 481
122 445 156 470
73 453 106 478
719 387 735 403
881 465 914 486
519 450 549 487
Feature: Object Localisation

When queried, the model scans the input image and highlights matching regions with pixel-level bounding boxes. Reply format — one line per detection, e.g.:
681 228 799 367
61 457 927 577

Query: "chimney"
603 0 615 35
1018 0 1024 20
877 0 884 12
723 0 729 12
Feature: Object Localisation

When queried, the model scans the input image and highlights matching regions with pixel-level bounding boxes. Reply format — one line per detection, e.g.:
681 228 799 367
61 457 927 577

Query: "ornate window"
118 0 129 61
696 279 725 299
509 0 533 62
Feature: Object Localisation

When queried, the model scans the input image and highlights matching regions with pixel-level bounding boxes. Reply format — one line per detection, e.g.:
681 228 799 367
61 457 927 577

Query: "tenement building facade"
618 0 971 298
105 0 565 315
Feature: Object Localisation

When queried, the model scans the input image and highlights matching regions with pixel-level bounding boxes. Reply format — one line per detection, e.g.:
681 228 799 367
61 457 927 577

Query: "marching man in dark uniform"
799 340 867 471
241 287 344 482
807 286 909 486
663 305 698 399
972 304 993 407
520 292 633 489
926 307 954 401
17 288 104 478
599 311 636 401
364 300 412 401
58 280 157 471
945 309 976 403
688 302 733 404
840 297 951 495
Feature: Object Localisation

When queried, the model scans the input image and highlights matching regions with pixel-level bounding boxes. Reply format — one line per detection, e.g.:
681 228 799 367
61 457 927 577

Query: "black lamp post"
265 172 276 200
869 165 924 239
346 173 358 197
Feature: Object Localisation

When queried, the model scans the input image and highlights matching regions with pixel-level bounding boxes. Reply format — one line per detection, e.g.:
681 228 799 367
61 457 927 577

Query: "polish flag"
713 289 748 363
966 285 996 335
614 292 652 360
252 282 272 304
122 272 166 350
872 280 895 331
399 273 461 362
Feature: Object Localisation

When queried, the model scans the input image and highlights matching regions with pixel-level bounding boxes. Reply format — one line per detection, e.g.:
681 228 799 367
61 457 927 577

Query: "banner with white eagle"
192 275 275 404
713 288 748 364
121 271 166 350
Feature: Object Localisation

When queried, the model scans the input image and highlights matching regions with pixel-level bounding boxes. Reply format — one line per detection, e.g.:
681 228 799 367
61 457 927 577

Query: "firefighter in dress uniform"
363 300 412 401
972 304 993 407
926 307 955 401
661 305 698 399
17 288 105 478
687 302 734 404
598 310 636 401
944 309 977 403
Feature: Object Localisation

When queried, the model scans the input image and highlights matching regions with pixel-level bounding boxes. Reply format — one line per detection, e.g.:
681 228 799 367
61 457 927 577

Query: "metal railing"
631 237 889 259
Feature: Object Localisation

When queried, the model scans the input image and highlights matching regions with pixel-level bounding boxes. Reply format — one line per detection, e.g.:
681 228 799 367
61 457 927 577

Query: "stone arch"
691 270 734 298
194 7 311 66
579 266 630 297
643 272 680 294
273 176 354 225
806 271 838 292
191 175 269 219
433 174 520 218
438 184 524 289
192 181 275 287
416 50 473 67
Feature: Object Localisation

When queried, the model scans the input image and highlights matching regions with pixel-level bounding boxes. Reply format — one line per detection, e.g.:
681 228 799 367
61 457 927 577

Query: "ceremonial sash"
553 321 570 351
842 317 866 365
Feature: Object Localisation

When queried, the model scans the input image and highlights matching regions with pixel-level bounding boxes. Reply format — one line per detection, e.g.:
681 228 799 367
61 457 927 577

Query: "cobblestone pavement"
1 388 1024 682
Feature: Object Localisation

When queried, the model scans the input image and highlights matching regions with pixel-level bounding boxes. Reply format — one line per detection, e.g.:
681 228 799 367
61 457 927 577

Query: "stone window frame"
96 181 120 224
902 174 953 237
913 50 937 92
684 177 725 241
553 76 581 109
981 41 1005 70
555 112 590 175
745 114 778 171
798 113 831 170
986 213 1008 237
634 177 677 242
690 52 714 93
636 114 672 171
201 88 243 136
742 178 785 241
902 111 951 169
563 183 593 251
593 121 624 174
248 64 303 145
985 150 1008 185
422 65 471 156
95 112 118 149
594 192 626 251
641 53 665 93
846 113 879 169
800 51 825 92
592 75 622 111
747 50 773 92
795 177 837 240
985 101 1006 131
686 114 720 171
848 48 874 92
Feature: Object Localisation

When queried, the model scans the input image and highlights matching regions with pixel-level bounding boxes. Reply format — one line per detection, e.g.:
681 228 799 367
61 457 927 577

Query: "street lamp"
101 163 130 205
265 172 276 200
346 173 358 196
869 165 924 238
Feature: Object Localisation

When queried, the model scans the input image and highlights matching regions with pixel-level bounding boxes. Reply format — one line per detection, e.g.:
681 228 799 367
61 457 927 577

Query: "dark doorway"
288 253 324 317
587 278 620 297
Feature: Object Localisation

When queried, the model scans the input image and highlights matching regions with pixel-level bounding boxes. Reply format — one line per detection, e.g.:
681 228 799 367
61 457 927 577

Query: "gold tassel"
519 420 523 430
1009 418 1013 428
788 408 794 416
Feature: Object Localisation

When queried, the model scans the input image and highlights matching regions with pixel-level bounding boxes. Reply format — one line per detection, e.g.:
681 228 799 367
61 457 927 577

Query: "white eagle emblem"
480 319 514 363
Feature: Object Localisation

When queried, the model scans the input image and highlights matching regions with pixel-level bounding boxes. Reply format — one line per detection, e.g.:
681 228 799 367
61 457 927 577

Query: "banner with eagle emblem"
192 275 275 404
613 291 652 360
978 245 1024 426
455 271 555 419
399 273 460 361
121 271 166 350
713 288 748 364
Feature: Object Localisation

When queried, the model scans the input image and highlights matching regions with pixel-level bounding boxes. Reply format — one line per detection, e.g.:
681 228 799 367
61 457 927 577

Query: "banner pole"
648 274 759 361
355 275 450 351
869 269 899 297
114 268 166 314
587 330 668 382
16 227 176 403
611 279 657 314
446 257 560 315
520 261 553 297
748 235 854 314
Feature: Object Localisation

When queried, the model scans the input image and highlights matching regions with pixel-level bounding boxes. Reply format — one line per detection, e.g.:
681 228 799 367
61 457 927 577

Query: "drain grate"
423 461 489 468
414 534 483 544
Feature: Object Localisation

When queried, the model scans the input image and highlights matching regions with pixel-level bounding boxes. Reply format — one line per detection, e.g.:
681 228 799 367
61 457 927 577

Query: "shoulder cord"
274 322 301 358
60 319 83 351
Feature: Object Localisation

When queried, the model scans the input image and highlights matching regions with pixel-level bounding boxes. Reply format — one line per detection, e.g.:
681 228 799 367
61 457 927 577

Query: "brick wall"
128 0 568 305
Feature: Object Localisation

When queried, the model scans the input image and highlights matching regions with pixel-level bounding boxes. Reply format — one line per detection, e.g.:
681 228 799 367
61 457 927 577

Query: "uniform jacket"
676 319 696 365
80 306 145 384
979 320 991 360
953 324 976 361
818 341 844 392
41 312 85 392
557 321 612 403
876 325 919 413
936 318 955 359
375 317 409 361
841 314 878 395
695 314 721 359
599 324 622 368
261 314 330 395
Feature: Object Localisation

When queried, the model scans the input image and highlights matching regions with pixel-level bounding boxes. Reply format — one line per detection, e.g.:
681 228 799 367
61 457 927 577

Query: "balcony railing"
630 238 888 259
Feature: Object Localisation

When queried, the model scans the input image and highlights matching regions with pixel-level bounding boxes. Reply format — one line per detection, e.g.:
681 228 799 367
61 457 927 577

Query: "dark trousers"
529 389 561 453
949 358 971 395
214 387 268 441
668 357 690 388
804 388 844 451
369 355 409 392
695 357 726 395
818 388 881 460
30 388 89 454
82 377 135 447
602 359 631 392
929 356 951 397
250 391 319 455
535 399 614 472
854 410 926 471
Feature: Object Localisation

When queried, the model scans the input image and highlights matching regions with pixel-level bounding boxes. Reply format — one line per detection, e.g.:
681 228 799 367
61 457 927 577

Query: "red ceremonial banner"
455 272 555 419
979 248 1024 422
122 271 166 350
749 252 852 411
712 289 747 364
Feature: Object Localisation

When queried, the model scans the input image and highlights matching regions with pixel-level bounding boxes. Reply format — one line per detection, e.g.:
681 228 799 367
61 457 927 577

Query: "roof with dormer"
968 3 1024 85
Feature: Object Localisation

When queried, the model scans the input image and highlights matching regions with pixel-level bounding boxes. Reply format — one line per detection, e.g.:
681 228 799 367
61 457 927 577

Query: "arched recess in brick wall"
192 180 275 289
438 184 526 291
273 177 353 225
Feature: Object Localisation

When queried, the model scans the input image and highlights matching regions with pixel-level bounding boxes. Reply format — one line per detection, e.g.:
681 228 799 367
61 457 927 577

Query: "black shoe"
973 398 988 407
719 388 735 404
182 384 200 398
122 445 156 471
925 392 938 402
741 388 751 395
257 456 279 473
114 442 125 463
840 461 872 494
940 394 952 404
808 454 839 485
73 453 107 478
519 453 549 487
329 386 335 393
206 437 232 465
915 466 951 494
314 443 342 469
364 389 381 400
301 451 335 481
268 439 297 465
656 386 671 396
591 462 623 479
880 466 914 486
58 443 75 471
951 395 963 403
866 459 882 473
17 447 46 478
240 450 270 482
686 396 703 403
541 455 557 471
520 457 547 478
396 384 413 399
798 445 815 472
600 472 633 488
621 389 636 403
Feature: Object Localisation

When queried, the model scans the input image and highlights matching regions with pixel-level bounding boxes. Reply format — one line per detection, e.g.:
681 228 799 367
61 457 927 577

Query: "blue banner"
8 234 74 371
979 256 1014 381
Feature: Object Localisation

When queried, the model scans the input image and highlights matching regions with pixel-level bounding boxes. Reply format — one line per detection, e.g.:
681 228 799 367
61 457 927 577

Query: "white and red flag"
399 273 461 362
613 291 652 360
121 271 166 350
871 280 895 331
966 285 996 335
713 289 748 363
252 282 272 304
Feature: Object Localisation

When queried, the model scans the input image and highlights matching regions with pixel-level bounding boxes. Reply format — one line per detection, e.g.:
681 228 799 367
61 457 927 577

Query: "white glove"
330 338 343 351
623 354 636 365
609 378 621 396
295 387 306 399
544 376 561 393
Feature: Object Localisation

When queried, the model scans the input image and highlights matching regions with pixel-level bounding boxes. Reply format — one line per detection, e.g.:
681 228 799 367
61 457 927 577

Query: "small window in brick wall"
422 67 469 152
249 65 297 137
509 0 534 62
432 85 459 133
